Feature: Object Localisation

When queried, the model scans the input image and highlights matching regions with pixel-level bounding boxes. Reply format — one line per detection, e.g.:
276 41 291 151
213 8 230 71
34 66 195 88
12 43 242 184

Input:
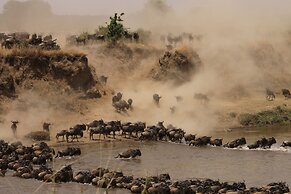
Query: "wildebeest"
75 36 86 45
43 122 51 132
89 125 108 140
224 137 246 148
86 119 104 131
29 34 42 45
282 89 291 99
122 122 146 138
266 88 275 101
113 100 130 112
184 134 196 143
65 124 86 142
73 170 93 184
189 136 211 146
133 32 139 42
194 93 209 104
56 130 67 141
115 149 141 159
166 127 185 143
11 120 19 138
106 120 122 138
170 106 176 114
153 94 162 105
210 138 223 146
55 147 81 158
99 75 108 85
54 165 73 183
248 137 276 149
127 98 133 108
281 141 291 147
1 38 17 49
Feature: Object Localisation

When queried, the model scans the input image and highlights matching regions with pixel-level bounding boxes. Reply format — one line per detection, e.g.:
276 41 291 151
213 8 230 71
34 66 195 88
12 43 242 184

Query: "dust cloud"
1 0 291 138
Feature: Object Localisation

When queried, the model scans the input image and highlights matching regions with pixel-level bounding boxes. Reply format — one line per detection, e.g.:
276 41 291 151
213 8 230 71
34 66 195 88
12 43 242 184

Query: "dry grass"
0 47 85 58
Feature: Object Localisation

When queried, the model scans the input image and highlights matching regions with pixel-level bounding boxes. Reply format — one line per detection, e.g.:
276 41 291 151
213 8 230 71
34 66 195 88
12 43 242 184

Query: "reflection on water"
0 125 291 194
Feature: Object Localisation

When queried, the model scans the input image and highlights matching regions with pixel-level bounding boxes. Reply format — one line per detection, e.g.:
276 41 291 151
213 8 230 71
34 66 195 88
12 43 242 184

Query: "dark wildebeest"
56 130 67 141
75 36 86 45
153 94 162 106
224 137 247 148
210 138 223 146
11 121 19 138
99 75 108 85
29 34 42 45
1 38 16 49
113 100 130 112
282 89 291 99
86 119 104 131
170 106 176 114
194 93 209 104
124 31 133 41
112 92 123 104
281 141 291 147
89 125 109 140
189 136 211 146
133 32 139 42
248 137 276 149
55 147 81 158
115 149 141 159
127 98 133 110
106 120 122 139
266 88 275 101
184 134 196 143
66 124 86 142
43 122 51 132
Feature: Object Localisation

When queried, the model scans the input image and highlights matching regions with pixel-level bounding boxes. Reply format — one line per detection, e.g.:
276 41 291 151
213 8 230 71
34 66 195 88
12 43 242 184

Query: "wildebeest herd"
266 88 291 101
66 29 139 46
0 139 289 194
55 119 291 151
0 32 60 50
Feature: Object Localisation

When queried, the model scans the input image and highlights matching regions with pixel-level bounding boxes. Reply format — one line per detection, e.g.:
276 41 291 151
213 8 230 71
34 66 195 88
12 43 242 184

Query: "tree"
106 13 125 43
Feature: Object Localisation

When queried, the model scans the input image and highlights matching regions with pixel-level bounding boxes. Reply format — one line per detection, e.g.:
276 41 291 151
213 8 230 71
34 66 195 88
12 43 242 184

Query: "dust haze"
1 0 291 139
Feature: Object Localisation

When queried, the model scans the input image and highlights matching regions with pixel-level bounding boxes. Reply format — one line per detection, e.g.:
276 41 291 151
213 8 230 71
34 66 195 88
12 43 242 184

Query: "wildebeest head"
268 137 276 144
153 94 162 102
157 121 164 128
11 120 19 124
99 75 108 84
127 98 133 106
116 92 122 100
135 149 142 156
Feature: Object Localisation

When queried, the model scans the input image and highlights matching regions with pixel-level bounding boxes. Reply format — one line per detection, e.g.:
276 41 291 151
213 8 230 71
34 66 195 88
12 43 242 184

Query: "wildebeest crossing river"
0 125 291 194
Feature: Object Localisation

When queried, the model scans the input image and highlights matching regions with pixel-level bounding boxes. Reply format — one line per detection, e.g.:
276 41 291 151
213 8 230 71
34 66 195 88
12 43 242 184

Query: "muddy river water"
0 125 291 194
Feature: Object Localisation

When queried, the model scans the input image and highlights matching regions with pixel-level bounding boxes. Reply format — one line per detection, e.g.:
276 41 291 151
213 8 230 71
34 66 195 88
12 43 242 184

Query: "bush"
106 13 125 43
239 106 291 126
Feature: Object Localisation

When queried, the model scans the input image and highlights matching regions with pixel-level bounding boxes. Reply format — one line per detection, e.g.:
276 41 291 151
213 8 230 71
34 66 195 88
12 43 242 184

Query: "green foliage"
106 13 125 43
239 106 291 126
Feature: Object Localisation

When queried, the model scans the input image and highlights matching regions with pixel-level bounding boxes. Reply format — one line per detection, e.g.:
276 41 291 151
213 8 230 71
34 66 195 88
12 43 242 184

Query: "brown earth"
151 48 202 84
